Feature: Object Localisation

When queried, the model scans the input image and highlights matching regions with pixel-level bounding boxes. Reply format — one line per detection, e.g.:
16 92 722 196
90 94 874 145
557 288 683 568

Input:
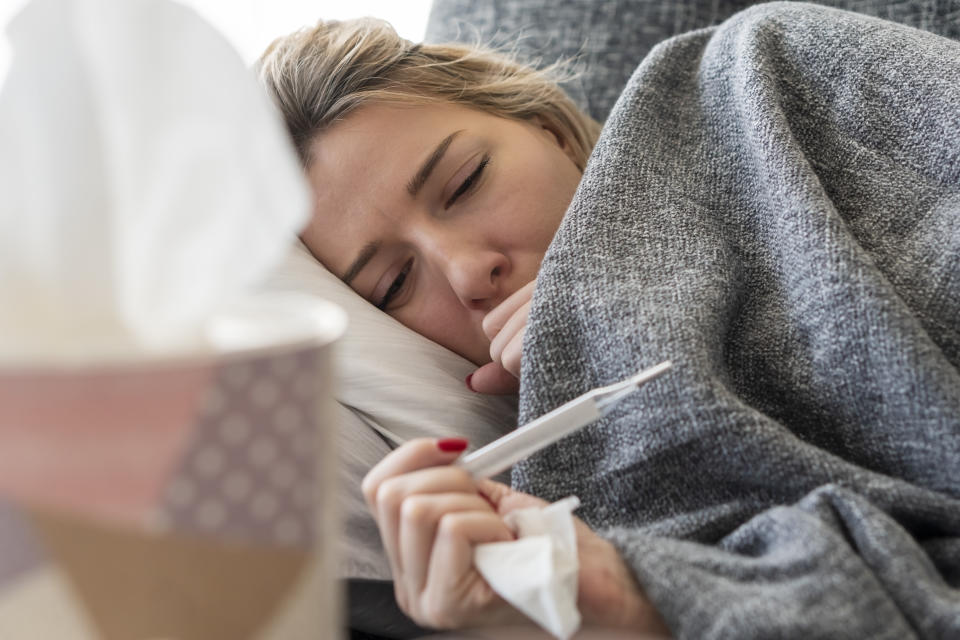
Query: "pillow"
260 241 518 581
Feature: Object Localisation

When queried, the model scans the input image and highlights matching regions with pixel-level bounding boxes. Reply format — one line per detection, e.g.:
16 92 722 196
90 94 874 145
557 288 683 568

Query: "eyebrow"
342 240 380 286
406 130 462 197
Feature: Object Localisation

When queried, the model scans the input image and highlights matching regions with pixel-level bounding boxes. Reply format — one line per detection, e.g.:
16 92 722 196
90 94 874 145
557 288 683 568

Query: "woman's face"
301 101 582 365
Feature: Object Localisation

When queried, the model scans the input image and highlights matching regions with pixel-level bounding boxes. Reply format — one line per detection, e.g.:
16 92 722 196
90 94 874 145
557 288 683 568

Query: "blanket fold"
515 3 960 638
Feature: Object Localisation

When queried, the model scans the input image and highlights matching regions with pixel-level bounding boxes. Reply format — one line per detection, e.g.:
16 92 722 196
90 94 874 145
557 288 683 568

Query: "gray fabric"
514 3 960 638
425 0 960 122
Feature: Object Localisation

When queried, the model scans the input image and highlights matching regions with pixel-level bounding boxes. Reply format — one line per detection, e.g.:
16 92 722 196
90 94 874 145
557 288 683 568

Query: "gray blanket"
515 3 960 638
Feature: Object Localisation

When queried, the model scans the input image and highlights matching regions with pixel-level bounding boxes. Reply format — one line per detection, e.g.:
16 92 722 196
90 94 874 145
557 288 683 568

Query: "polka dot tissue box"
0 296 347 640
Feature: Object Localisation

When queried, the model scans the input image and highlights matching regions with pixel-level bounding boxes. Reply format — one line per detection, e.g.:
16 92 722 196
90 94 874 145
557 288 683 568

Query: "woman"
259 16 666 633
259 4 960 638
259 18 600 396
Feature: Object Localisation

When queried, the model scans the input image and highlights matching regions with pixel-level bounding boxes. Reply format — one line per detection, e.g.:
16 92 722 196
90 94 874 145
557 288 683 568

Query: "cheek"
495 170 574 247
395 291 491 365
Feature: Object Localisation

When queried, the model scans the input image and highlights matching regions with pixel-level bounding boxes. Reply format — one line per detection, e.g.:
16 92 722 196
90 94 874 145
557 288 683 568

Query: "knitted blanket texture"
515 4 960 638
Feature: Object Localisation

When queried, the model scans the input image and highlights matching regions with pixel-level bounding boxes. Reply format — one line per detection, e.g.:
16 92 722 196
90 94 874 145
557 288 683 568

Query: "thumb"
468 361 520 395
476 479 547 516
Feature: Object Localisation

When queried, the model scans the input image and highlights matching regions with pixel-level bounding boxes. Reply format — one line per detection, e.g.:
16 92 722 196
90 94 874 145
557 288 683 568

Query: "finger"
497 326 525 378
476 478 548 516
361 438 469 510
375 466 476 576
482 281 535 340
488 300 531 369
467 361 520 395
399 493 493 599
417 511 516 629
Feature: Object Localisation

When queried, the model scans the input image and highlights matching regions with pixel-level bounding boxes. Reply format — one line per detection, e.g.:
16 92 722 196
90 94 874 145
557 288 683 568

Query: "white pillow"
260 241 518 580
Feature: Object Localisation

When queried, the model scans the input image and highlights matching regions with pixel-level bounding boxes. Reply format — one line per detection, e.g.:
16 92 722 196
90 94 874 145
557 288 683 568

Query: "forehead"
309 103 460 214
309 101 478 185
302 102 479 270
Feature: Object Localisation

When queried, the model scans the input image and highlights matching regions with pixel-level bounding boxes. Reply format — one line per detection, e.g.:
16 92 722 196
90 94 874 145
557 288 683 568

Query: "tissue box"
0 296 346 640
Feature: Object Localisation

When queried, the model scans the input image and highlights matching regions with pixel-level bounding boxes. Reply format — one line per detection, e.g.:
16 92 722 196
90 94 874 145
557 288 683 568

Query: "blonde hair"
257 17 601 169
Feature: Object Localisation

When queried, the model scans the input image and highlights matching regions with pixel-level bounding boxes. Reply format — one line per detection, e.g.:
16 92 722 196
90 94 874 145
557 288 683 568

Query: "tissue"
0 0 310 362
474 496 582 640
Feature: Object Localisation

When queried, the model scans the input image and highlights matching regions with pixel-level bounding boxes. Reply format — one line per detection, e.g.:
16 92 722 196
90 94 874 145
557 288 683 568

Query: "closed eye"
444 154 490 209
376 258 413 311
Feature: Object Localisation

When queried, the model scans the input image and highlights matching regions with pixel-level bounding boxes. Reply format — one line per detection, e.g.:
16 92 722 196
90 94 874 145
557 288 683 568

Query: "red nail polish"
437 437 469 453
465 373 476 392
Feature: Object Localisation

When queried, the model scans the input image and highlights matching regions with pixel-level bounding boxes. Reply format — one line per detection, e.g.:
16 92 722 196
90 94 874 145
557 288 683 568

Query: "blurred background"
0 0 433 85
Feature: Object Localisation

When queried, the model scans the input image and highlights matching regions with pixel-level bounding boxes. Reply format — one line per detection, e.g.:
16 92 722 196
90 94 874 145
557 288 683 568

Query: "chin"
463 349 492 367
458 338 492 367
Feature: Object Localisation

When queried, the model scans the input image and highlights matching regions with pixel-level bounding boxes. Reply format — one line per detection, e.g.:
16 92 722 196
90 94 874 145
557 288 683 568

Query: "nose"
420 232 509 311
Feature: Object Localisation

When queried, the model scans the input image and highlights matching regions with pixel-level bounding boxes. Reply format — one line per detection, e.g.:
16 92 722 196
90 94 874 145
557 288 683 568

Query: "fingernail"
465 373 476 392
437 437 469 453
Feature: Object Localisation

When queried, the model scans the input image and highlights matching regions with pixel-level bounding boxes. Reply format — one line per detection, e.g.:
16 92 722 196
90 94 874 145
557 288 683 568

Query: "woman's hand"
468 281 536 395
361 437 530 628
362 438 671 635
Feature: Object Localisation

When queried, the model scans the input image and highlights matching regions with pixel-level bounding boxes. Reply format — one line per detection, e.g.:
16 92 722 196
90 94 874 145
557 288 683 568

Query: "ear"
532 115 579 165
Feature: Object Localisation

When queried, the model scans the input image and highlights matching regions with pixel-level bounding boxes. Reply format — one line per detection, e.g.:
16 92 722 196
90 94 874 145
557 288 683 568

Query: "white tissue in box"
0 0 309 362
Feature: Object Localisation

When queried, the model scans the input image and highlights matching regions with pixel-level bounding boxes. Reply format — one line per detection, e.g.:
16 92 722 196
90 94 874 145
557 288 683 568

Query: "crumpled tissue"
0 0 309 363
474 496 582 639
